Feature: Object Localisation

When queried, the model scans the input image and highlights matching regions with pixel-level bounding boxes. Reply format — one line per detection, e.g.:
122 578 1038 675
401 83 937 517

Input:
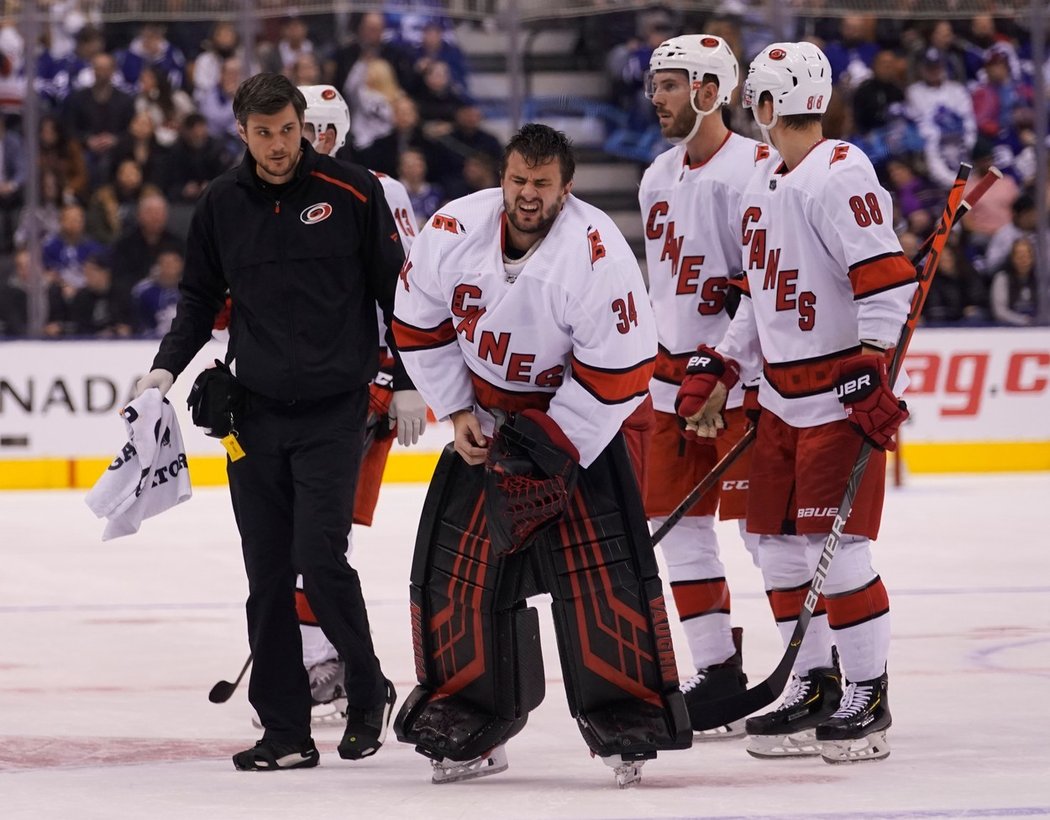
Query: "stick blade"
208 680 236 704
688 659 794 731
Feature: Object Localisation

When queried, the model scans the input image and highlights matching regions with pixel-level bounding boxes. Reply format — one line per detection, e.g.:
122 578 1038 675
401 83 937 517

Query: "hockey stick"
651 424 757 547
689 162 1002 731
209 654 252 703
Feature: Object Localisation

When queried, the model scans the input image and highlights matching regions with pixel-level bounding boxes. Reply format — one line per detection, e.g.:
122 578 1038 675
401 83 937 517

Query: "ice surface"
2 474 1049 819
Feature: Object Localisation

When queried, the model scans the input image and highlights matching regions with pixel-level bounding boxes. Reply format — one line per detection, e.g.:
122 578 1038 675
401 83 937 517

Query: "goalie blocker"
394 415 692 765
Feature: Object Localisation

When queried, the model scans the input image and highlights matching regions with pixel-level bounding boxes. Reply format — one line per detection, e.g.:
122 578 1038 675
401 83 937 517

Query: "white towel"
85 388 192 540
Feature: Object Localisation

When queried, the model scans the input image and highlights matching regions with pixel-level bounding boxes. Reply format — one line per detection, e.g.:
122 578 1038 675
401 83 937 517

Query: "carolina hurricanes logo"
768 48 787 61
321 88 337 101
701 37 720 48
300 202 333 225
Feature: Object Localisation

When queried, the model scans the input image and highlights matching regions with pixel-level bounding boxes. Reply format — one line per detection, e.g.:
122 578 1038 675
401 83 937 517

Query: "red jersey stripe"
391 317 456 351
571 355 655 405
848 252 915 299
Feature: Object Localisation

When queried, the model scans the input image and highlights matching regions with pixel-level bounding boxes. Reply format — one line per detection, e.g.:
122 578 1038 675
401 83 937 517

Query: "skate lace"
775 674 812 711
679 669 709 693
830 682 873 719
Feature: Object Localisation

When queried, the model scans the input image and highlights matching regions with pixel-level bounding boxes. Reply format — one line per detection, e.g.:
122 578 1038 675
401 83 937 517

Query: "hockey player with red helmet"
677 42 912 763
639 33 764 739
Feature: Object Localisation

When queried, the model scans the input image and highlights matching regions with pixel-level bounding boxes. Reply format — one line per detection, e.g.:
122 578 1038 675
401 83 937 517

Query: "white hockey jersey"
718 139 917 427
392 188 657 467
639 132 761 413
375 172 418 345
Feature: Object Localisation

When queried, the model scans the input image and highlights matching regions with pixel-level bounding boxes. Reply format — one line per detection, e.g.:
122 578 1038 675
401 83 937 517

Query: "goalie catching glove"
483 409 579 555
833 353 909 451
675 345 740 438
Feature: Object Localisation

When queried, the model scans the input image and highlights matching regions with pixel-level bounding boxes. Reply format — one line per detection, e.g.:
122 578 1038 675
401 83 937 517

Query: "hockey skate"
600 752 651 788
681 627 748 740
745 656 842 759
816 672 891 764
430 744 509 784
307 659 348 725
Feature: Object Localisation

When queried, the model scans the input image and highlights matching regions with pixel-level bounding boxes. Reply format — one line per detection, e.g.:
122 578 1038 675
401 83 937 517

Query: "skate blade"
746 729 822 759
601 756 645 788
694 719 746 742
431 746 509 784
311 698 348 726
820 731 891 764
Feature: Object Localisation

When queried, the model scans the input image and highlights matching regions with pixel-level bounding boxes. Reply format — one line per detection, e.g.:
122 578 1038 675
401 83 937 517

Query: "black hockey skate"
816 671 891 764
338 678 397 760
681 627 748 740
232 737 319 771
745 655 842 759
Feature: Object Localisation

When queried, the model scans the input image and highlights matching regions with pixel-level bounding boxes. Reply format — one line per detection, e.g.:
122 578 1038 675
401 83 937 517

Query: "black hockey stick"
209 654 252 703
651 424 757 547
688 162 1002 731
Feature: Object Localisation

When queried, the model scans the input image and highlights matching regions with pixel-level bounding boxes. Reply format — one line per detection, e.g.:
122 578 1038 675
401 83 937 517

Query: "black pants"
227 387 385 743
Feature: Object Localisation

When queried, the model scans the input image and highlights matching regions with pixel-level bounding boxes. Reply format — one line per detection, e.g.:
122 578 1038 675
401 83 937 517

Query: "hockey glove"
742 384 761 425
483 409 579 555
366 373 395 442
389 389 427 446
675 346 740 438
833 354 909 451
133 368 174 399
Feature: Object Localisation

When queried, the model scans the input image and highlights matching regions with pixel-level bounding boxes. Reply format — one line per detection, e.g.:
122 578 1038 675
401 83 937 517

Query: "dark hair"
232 73 306 127
500 123 575 185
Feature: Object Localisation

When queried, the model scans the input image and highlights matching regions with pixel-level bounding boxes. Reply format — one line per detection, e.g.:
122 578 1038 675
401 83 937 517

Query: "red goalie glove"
833 354 909 451
675 345 740 432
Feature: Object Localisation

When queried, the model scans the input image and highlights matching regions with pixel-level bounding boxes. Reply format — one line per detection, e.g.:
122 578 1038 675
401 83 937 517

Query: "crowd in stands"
601 5 1046 327
0 5 1044 337
0 9 505 339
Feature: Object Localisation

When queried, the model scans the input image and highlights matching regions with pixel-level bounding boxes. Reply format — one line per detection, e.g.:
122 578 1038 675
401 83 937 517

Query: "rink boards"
1 327 1048 489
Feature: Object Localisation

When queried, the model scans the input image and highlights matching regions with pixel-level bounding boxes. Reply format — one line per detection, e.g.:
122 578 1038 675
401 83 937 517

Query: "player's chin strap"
669 93 721 146
750 107 778 147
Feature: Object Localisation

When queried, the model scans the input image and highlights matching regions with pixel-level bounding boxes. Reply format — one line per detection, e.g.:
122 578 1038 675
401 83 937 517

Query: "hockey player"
676 42 912 763
391 124 691 787
639 34 762 738
292 85 426 722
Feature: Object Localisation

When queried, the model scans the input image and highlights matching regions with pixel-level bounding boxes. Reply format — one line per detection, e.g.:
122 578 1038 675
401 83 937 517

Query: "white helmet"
645 34 739 144
299 84 350 151
743 42 833 135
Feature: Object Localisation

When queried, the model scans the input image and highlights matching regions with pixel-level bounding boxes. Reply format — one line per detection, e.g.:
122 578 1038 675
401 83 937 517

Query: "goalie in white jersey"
676 43 914 764
639 34 763 739
290 85 426 723
391 124 691 787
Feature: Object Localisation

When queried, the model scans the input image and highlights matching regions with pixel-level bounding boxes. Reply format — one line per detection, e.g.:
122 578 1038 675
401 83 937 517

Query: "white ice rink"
2 473 1049 819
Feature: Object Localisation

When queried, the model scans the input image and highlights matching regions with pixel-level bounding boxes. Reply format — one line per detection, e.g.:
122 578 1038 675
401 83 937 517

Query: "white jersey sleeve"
375 173 418 256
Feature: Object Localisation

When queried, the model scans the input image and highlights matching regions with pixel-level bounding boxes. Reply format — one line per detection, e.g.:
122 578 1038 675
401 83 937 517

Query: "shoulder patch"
430 213 464 235
755 144 770 164
830 144 850 166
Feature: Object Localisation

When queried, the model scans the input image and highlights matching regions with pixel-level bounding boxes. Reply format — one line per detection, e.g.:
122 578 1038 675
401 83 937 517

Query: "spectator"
191 21 243 97
0 116 26 252
38 113 89 205
115 23 186 93
906 47 976 188
113 110 170 190
287 51 323 86
196 56 244 160
410 20 468 95
0 247 69 337
131 246 182 337
275 15 315 76
68 252 132 337
349 58 404 174
414 60 468 131
924 241 988 324
134 64 195 148
110 191 184 297
910 20 967 82
397 147 442 228
972 43 1033 144
823 15 879 89
328 12 415 101
962 138 1020 247
443 151 498 200
14 169 64 250
885 158 941 227
852 50 906 135
85 158 149 244
164 112 231 204
958 15 1003 80
984 190 1036 276
41 202 105 289
37 24 106 107
989 237 1038 326
62 52 136 187
431 103 502 187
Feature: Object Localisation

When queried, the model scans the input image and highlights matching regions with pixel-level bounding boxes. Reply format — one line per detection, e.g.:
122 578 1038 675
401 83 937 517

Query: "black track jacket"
153 140 410 402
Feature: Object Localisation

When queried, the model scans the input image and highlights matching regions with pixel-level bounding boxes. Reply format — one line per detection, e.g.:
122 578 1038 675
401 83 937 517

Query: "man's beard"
658 105 697 140
505 196 562 235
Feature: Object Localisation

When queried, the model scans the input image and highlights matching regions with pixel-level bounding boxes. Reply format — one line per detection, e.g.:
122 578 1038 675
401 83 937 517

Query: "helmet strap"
668 89 720 146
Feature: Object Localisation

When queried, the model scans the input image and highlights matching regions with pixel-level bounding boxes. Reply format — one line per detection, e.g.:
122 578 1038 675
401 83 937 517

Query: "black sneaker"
816 672 892 763
232 737 319 771
745 654 842 759
338 678 397 760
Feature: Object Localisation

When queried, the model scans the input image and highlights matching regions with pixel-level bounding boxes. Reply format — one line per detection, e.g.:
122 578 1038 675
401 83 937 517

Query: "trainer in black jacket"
134 74 413 772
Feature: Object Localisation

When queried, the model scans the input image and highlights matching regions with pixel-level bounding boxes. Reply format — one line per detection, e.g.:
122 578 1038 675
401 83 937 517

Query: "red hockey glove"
675 346 740 439
833 354 909 451
484 410 579 555
742 384 761 425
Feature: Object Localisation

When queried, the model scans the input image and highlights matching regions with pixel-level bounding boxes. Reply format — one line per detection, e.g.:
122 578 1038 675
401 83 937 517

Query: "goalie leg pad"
394 445 546 762
535 434 692 758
